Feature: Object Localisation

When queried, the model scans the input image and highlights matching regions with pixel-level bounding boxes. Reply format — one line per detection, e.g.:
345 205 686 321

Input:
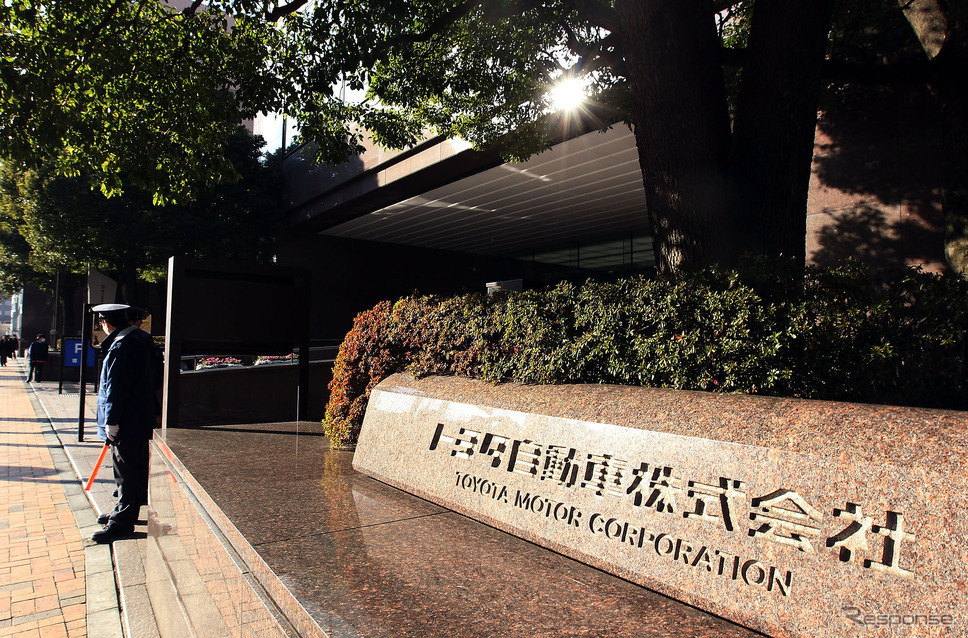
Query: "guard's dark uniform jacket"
97 325 156 440
97 324 157 529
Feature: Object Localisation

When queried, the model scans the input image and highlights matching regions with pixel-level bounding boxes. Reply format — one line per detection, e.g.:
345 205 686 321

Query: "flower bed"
196 356 243 370
254 354 298 366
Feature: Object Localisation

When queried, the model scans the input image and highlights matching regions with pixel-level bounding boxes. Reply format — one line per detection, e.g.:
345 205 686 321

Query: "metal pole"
78 304 92 442
51 271 60 347
58 341 64 394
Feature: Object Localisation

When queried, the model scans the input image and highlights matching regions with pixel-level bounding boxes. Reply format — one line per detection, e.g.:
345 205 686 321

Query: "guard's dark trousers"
108 436 149 528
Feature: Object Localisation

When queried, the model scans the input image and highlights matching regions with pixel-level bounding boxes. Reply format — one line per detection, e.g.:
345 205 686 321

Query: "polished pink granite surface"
156 421 762 638
354 374 968 638
146 442 293 637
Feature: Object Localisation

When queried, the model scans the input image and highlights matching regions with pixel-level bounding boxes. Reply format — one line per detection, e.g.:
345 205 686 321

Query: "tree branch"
376 1 483 53
713 0 744 13
182 0 205 15
375 0 562 55
267 0 310 21
65 0 130 76
90 0 130 36
571 31 626 78
568 0 619 32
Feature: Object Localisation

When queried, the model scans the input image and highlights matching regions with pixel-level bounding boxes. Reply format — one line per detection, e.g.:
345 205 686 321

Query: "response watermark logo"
843 606 955 628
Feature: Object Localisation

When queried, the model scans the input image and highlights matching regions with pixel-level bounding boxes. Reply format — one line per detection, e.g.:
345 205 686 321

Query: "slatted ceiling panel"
383 176 644 241
413 190 649 255
433 201 646 253
367 200 638 256
410 137 642 218
323 126 649 258
460 165 644 220
362 150 643 235
326 128 643 243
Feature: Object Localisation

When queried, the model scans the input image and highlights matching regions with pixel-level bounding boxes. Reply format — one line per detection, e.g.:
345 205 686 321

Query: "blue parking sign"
63 339 96 367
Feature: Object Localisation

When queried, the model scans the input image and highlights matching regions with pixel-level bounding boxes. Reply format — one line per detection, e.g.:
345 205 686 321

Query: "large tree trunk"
938 4 968 277
615 0 732 274
728 0 834 267
900 1 968 276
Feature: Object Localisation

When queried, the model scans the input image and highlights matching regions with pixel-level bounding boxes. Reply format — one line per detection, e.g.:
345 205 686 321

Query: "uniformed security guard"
91 303 157 543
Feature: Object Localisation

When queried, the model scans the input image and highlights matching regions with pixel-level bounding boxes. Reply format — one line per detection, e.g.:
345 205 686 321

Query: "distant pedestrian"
91 304 157 543
26 334 48 382
0 335 10 366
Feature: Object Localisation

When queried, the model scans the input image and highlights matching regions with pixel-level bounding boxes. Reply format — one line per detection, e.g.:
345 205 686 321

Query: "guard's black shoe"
92 523 134 544
97 513 111 525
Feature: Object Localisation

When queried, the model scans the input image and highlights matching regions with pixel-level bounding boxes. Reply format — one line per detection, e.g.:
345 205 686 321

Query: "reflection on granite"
160 422 760 638
147 445 291 638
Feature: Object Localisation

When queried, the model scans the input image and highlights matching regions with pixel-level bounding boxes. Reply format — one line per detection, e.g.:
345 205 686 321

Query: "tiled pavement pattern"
5 360 291 638
1 364 87 637
144 452 292 637
0 362 123 638
3 357 292 638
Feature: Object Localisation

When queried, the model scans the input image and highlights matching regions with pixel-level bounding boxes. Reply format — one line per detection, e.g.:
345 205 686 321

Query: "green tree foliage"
2 1 964 273
0 129 284 297
0 0 282 204
323 260 968 447
0 203 37 297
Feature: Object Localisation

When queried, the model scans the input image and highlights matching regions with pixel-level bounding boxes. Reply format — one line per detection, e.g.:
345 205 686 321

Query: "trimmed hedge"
323 259 968 447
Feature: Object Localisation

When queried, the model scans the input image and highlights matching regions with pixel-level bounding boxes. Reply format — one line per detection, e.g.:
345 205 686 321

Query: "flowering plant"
254 354 298 366
196 356 243 370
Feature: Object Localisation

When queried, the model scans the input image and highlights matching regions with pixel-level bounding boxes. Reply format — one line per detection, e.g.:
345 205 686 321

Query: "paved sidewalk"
0 361 123 638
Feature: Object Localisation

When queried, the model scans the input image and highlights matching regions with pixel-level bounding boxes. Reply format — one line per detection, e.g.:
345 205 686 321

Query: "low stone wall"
354 373 968 638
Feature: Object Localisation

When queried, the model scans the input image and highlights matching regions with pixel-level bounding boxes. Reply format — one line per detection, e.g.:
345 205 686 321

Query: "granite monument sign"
353 373 967 638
